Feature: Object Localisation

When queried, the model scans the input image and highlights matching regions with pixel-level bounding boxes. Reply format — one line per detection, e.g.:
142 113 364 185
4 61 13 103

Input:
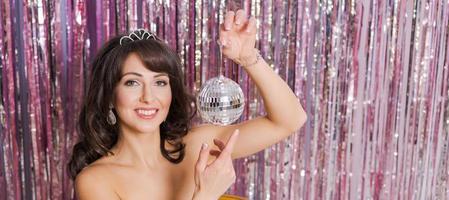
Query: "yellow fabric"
219 194 247 200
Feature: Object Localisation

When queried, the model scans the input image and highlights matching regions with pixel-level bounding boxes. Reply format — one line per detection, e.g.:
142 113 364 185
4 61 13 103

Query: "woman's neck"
109 126 166 169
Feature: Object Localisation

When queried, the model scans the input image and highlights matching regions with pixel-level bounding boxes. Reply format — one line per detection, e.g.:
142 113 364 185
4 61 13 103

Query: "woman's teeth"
136 109 157 116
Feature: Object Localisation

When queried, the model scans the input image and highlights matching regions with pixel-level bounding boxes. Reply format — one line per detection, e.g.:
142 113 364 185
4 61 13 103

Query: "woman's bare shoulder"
77 158 111 177
75 159 121 199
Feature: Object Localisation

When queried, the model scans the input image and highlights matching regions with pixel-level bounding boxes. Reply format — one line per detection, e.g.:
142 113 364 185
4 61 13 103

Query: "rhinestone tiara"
119 29 159 45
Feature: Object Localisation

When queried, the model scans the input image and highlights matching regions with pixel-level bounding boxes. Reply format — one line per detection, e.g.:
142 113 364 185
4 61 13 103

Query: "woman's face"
113 53 172 134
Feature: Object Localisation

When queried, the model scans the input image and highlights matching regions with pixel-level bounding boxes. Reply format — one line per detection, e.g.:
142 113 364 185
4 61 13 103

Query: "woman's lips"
135 109 158 119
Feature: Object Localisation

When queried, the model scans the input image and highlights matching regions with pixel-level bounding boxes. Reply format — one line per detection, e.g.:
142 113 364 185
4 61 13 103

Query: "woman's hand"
192 130 240 200
219 10 258 67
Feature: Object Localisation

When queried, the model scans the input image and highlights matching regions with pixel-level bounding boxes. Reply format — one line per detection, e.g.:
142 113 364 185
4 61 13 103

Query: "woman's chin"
120 121 162 134
136 124 161 133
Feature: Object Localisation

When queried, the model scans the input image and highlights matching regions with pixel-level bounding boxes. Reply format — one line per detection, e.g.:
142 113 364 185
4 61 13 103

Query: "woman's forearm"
242 49 307 132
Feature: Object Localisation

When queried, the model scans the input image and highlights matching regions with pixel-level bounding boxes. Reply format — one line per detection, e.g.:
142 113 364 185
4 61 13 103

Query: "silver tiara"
119 29 159 45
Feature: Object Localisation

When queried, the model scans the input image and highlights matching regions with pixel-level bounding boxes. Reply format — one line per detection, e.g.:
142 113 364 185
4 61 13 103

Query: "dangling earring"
107 103 116 125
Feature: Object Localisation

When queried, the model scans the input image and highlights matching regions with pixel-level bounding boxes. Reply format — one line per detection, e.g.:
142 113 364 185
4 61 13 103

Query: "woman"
68 9 307 200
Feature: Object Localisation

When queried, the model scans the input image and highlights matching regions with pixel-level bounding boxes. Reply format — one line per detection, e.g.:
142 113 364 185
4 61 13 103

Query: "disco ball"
197 75 245 125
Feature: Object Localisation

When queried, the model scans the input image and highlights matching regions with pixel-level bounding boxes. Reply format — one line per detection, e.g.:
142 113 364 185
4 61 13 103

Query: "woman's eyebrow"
153 73 169 78
121 72 142 78
121 72 169 78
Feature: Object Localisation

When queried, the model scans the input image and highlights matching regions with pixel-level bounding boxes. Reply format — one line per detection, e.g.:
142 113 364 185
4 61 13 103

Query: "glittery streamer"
1 0 449 199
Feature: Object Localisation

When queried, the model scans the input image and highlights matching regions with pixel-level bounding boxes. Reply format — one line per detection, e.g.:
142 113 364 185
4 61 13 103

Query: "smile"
135 108 158 119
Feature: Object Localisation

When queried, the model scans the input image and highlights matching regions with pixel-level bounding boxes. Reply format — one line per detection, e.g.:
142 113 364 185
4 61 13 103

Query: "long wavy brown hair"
67 33 196 180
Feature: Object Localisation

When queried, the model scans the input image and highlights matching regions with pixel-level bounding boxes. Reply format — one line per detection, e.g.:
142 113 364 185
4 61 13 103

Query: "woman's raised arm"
194 9 307 159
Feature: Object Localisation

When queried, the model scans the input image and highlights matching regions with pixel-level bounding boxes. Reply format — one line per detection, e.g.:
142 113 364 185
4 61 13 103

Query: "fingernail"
202 143 208 149
221 40 227 46
235 21 241 25
225 25 231 30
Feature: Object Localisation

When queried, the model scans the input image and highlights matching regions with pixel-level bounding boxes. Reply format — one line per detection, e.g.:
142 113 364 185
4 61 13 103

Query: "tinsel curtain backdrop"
1 0 448 199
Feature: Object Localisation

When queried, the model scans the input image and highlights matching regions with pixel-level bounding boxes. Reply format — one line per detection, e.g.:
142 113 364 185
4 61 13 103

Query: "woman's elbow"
284 111 307 133
292 113 307 132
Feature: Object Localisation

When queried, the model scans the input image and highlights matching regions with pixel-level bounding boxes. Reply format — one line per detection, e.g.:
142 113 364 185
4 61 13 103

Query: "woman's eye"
124 80 140 86
156 80 168 86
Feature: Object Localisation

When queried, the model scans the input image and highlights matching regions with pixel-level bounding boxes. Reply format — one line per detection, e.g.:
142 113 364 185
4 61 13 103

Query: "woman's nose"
139 87 156 103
